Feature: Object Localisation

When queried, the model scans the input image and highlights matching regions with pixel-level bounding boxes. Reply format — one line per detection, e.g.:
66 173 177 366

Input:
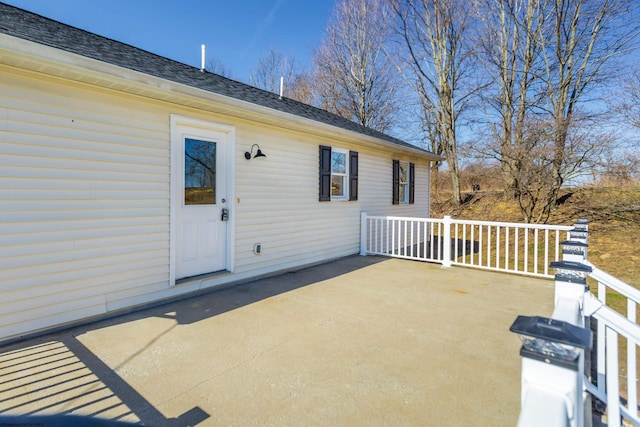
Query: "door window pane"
185 138 216 205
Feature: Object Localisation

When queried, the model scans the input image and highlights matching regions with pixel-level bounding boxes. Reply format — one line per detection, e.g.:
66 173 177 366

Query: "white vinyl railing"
360 213 572 278
583 265 640 427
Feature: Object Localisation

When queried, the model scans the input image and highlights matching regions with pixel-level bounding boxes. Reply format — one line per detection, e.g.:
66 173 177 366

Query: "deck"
0 255 555 426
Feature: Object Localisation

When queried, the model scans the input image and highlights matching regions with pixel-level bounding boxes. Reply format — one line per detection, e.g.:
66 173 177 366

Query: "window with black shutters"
392 160 415 205
319 145 358 201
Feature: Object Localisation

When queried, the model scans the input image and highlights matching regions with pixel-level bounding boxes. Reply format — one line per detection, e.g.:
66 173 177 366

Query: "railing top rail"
363 214 574 231
588 262 640 304
449 218 573 230
363 215 443 222
588 294 640 346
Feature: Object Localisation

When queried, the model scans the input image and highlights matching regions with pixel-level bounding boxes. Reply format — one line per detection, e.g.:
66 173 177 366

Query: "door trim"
169 115 236 286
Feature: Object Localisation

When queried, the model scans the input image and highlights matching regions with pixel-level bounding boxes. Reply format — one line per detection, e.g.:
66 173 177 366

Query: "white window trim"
331 147 349 201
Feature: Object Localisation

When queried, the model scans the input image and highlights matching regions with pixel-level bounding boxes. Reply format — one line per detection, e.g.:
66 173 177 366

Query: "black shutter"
409 163 416 205
409 162 415 204
392 159 400 205
319 145 332 201
349 151 358 201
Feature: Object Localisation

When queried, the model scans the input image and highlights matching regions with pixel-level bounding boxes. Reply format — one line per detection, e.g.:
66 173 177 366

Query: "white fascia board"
0 33 442 161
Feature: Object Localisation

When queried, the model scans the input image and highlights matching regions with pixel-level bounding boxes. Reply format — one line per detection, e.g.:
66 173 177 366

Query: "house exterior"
0 4 441 343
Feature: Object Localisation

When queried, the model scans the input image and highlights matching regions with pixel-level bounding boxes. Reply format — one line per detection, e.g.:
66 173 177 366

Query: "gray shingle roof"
0 2 435 155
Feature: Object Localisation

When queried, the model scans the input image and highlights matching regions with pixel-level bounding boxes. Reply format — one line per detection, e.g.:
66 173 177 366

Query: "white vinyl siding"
0 63 432 342
0 70 171 340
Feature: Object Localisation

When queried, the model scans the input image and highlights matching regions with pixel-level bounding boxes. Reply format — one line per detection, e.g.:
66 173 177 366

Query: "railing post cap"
549 260 592 273
510 315 592 349
559 240 588 248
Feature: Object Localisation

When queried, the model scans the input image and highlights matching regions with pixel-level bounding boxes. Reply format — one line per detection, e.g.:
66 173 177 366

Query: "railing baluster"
544 229 549 276
479 225 483 267
598 280 607 398
471 224 475 265
370 218 374 253
496 226 500 269
422 221 427 260
462 224 467 264
505 227 510 271
524 228 529 273
454 223 459 260
607 327 622 427
487 225 492 268
534 228 539 275
391 218 395 255
410 220 414 257
515 228 519 272
429 221 435 260
628 300 638 418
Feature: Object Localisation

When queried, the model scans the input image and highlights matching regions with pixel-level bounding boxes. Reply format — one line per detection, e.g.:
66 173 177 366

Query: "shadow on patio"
0 255 554 426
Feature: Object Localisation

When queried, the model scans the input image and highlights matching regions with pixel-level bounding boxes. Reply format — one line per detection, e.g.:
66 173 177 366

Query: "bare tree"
474 0 638 220
540 0 640 214
206 58 233 79
250 47 297 95
312 0 401 132
617 67 640 130
289 72 315 105
391 0 478 206
476 0 547 200
507 114 609 221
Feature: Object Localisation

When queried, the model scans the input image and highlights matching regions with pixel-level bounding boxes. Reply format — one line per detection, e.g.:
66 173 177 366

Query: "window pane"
400 163 408 182
185 138 216 205
400 183 409 203
332 151 346 174
332 175 345 197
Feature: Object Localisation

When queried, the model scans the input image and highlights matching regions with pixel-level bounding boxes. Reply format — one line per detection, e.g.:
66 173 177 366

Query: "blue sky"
4 0 336 81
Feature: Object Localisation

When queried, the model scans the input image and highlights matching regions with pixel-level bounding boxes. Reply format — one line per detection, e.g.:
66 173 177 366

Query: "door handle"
221 208 229 221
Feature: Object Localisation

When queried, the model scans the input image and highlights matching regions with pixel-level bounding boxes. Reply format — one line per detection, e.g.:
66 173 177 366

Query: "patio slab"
0 256 555 426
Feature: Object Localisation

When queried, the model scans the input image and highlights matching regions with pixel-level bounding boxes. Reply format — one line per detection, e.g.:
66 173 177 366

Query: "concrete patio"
0 255 555 426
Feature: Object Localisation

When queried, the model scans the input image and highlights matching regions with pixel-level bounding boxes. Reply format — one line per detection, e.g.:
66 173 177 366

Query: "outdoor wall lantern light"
245 144 267 160
510 315 591 370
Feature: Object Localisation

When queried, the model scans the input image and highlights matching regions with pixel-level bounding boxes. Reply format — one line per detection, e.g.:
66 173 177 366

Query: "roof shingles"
0 2 432 153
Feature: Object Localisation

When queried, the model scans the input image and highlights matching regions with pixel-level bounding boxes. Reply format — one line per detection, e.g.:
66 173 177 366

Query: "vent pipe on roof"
279 76 284 99
201 44 206 72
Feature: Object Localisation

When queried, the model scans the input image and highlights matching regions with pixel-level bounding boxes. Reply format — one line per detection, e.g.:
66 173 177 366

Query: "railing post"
551 260 594 427
360 212 368 256
510 315 592 427
510 261 593 427
442 215 452 268
569 218 589 258
567 217 602 421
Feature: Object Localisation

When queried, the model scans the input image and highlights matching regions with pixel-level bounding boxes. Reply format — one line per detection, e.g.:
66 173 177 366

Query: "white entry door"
173 120 230 279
